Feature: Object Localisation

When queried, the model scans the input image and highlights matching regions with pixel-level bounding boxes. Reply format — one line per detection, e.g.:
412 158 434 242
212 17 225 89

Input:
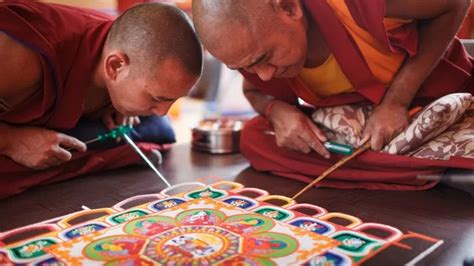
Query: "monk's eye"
152 96 163 103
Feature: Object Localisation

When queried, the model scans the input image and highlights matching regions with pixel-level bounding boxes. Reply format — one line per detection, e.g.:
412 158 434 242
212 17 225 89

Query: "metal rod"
84 137 101 145
123 134 171 188
66 136 101 151
291 141 371 200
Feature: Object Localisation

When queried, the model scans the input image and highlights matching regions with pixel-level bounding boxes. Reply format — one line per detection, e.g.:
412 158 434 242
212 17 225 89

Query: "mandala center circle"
144 226 241 264
164 232 225 258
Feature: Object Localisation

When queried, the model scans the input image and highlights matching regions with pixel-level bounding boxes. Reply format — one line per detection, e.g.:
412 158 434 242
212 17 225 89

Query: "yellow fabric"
298 0 410 98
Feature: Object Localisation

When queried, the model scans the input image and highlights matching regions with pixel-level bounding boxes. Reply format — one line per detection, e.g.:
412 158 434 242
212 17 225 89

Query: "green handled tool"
67 125 133 151
72 125 171 188
83 125 134 145
323 141 353 156
263 130 354 155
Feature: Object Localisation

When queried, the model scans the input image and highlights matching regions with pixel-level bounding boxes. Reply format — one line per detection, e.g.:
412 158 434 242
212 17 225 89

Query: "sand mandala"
0 180 444 265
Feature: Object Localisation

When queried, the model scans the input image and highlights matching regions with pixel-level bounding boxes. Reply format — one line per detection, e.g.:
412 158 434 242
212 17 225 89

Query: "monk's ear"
271 0 304 20
104 51 130 81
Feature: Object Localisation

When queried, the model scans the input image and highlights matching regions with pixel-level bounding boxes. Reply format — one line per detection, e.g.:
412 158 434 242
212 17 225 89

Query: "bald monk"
193 0 474 190
0 1 202 198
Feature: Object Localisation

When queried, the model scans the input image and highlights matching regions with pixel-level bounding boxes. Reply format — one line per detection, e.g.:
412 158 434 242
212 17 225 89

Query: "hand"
267 101 330 158
361 103 409 151
101 109 140 131
3 127 87 169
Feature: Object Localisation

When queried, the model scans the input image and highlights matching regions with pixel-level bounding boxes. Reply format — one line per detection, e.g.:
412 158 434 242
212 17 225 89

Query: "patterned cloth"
312 104 372 147
312 93 474 160
409 102 474 160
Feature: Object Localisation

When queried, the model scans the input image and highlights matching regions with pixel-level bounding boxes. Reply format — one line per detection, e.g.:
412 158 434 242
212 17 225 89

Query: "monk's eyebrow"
228 53 267 70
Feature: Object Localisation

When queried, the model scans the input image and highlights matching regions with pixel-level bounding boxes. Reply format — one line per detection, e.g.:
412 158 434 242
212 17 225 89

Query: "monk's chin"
114 107 134 116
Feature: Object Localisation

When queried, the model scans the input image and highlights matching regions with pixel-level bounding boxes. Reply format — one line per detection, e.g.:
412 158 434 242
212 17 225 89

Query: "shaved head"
192 0 309 81
106 3 202 77
192 0 276 51
103 3 203 117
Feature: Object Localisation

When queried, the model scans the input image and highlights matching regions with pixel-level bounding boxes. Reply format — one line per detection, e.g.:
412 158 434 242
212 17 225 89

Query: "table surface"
1 143 473 265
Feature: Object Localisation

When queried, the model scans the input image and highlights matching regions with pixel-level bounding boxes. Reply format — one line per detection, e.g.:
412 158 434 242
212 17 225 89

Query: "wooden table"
1 144 473 265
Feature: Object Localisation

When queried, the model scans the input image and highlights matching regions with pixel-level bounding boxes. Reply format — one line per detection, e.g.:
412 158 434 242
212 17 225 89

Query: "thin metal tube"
123 134 171 188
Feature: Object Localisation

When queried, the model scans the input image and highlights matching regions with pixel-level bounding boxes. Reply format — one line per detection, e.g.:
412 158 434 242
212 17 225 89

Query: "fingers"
115 113 139 126
53 146 72 162
299 126 330 159
115 112 126 126
38 136 81 169
275 134 310 153
132 116 141 126
57 134 87 152
289 137 312 154
102 112 116 130
362 104 410 150
309 139 330 159
375 127 403 151
274 120 330 158
33 153 66 170
270 106 330 158
306 118 327 143
121 116 140 126
116 116 135 142
304 118 330 159
370 130 385 151
44 154 66 168
362 124 391 151
102 111 138 130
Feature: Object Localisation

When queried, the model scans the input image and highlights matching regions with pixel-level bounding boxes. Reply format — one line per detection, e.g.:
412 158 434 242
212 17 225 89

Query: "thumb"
58 134 87 152
306 118 327 143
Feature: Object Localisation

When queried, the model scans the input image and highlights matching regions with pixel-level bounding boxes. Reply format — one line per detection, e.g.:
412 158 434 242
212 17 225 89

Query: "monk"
0 1 202 198
193 0 474 190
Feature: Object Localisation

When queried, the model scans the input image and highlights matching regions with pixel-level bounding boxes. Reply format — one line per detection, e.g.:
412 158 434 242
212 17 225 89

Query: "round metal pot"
191 118 244 154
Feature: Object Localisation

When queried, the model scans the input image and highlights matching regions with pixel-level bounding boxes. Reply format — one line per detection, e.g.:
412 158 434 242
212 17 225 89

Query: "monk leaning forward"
193 0 473 190
0 0 202 198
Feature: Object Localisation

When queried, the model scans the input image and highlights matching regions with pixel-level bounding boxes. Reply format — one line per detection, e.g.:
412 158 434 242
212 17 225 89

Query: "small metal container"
191 118 244 154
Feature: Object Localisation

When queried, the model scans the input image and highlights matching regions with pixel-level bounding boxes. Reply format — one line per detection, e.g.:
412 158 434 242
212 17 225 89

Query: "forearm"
383 0 470 107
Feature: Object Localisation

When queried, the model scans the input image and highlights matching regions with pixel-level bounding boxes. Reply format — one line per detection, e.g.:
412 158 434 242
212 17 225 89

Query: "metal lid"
192 118 243 134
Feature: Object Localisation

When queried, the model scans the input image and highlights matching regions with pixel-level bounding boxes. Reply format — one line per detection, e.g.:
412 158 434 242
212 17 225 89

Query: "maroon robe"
0 1 165 198
240 0 474 190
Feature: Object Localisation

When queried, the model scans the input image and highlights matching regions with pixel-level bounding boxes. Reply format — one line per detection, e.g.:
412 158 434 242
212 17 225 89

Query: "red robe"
240 0 474 190
0 1 164 198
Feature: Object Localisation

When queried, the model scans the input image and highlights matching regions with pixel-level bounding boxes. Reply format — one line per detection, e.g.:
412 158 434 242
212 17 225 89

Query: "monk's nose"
254 65 276 81
151 106 167 116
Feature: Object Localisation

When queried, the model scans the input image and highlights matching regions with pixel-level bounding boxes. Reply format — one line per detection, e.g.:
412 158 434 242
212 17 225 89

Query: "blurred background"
39 0 474 144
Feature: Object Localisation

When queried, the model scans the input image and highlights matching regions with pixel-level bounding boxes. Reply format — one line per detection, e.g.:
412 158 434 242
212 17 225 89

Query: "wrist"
383 82 418 109
264 99 279 125
379 95 410 110
379 101 407 110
